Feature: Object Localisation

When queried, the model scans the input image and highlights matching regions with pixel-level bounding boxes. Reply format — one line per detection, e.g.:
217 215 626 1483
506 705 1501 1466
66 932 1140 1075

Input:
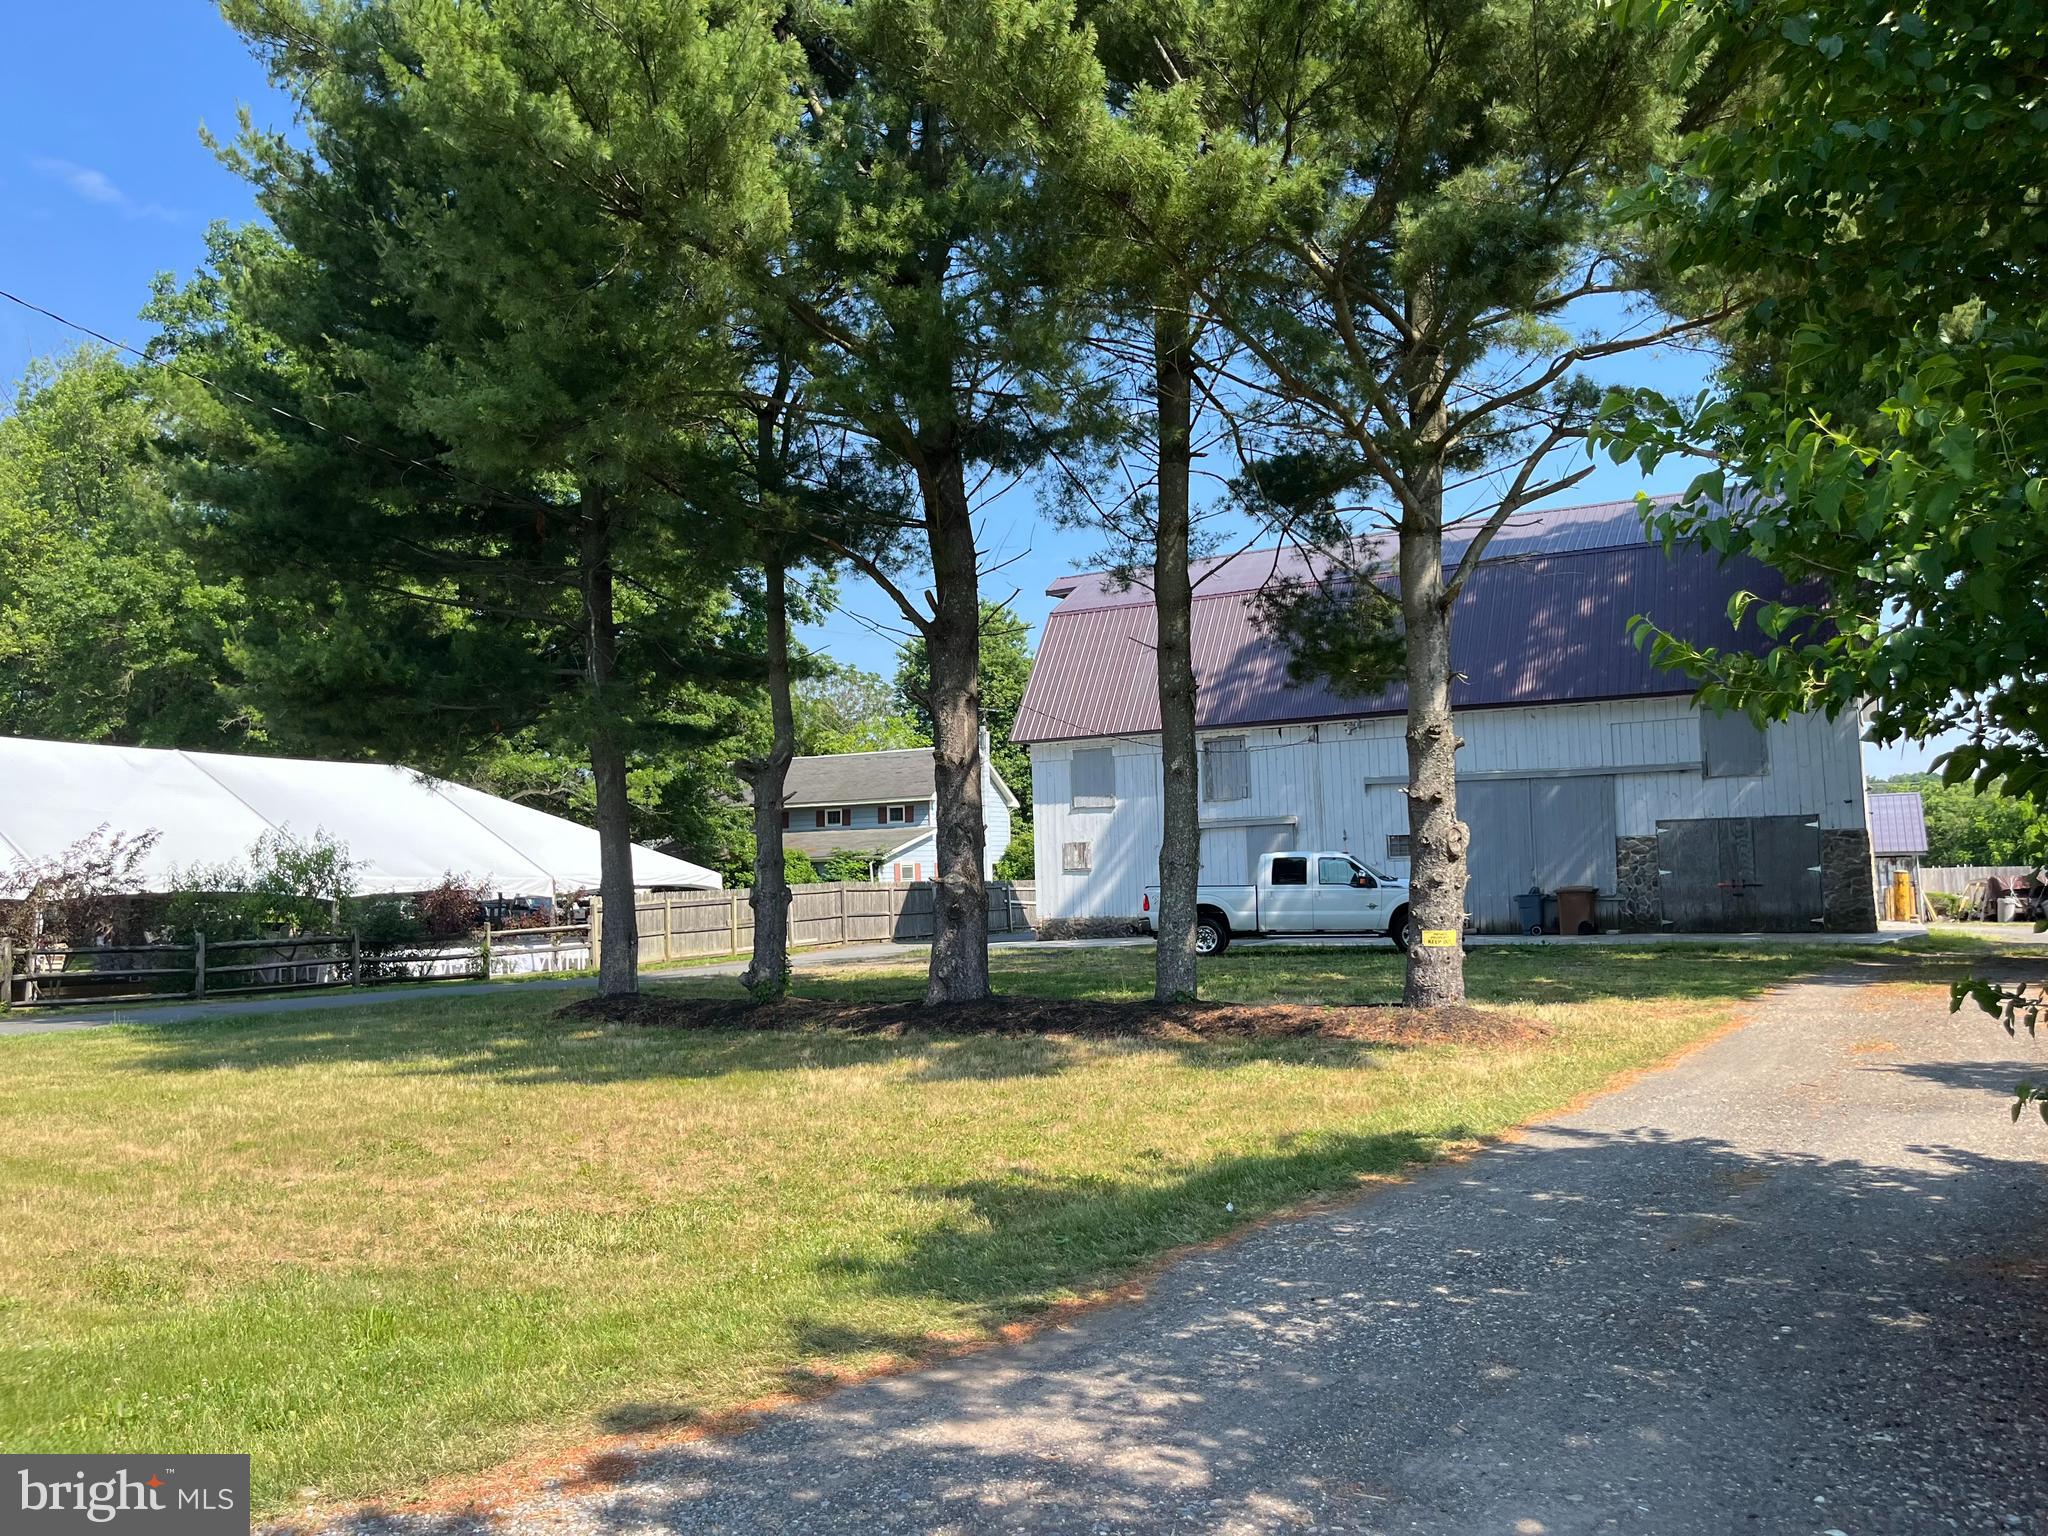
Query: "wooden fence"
600 880 1038 968
1 883 1037 1007
0 922 590 1010
1919 865 2038 895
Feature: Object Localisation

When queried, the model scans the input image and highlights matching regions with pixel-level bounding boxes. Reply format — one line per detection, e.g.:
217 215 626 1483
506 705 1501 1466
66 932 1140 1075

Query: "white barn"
1014 499 1879 935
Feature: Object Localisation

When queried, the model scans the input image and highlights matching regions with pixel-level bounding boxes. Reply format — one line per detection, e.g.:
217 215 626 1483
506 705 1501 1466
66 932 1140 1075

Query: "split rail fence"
1 881 1036 1009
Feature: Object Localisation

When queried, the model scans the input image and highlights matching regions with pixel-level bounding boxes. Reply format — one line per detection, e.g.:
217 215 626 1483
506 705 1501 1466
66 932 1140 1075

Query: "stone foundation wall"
1615 836 1662 930
1035 914 1149 941
1821 827 1880 932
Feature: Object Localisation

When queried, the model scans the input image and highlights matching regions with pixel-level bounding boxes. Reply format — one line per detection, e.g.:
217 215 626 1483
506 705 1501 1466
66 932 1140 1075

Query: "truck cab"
1145 850 1411 955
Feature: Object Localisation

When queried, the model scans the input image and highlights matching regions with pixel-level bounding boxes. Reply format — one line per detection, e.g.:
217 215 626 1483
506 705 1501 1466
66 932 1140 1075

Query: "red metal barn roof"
1013 497 1816 744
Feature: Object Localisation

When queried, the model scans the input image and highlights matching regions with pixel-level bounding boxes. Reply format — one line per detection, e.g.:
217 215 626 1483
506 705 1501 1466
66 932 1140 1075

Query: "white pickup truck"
1145 850 1411 956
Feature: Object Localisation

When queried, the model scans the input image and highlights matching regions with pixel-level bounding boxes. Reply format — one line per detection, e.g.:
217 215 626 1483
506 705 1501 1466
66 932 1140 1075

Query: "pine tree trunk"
1398 467 1467 1007
1153 304 1201 1004
579 490 639 999
920 455 991 1004
740 557 795 1000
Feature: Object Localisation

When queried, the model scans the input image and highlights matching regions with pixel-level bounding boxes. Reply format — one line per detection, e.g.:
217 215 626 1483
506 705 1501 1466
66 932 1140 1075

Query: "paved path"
326 964 2048 1536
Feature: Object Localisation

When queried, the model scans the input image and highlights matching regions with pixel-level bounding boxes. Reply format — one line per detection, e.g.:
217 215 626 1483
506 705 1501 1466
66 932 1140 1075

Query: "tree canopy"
0 348 247 748
1600 0 2048 801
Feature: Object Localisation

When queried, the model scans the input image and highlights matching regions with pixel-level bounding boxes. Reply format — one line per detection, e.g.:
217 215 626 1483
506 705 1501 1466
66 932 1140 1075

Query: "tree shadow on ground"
111 941 1956 1087
320 1121 2048 1536
115 1007 1426 1086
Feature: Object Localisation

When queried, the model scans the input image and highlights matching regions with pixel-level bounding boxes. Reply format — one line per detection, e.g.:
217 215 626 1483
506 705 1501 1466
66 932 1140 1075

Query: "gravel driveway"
323 965 2048 1536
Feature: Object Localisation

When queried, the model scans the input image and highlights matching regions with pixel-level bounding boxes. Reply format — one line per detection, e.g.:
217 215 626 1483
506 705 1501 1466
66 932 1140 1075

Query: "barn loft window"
1202 736 1250 802
1701 711 1769 778
1062 840 1092 873
1385 833 1412 860
1070 747 1116 809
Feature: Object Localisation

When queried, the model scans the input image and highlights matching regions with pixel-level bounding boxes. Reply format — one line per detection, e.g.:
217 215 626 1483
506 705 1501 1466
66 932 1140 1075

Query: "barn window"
1385 833 1412 860
1701 711 1769 778
1202 736 1250 802
1070 748 1116 810
1062 840 1093 873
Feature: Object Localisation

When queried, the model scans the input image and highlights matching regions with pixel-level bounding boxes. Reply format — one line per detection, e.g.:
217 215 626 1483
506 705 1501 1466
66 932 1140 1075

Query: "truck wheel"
1194 909 1232 957
1387 904 1412 948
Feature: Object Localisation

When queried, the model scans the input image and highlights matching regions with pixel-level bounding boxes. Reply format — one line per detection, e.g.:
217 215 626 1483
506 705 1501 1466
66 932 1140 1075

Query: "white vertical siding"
1031 697 1868 918
981 762 1013 879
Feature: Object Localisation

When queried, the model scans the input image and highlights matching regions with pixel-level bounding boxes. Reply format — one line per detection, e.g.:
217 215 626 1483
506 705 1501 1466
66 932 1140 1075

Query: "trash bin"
1556 885 1599 936
1997 895 2022 923
1513 888 1545 935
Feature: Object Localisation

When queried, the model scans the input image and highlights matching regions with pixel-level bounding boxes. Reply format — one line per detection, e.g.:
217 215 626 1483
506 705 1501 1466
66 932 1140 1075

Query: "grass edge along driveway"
0 937 1995 1516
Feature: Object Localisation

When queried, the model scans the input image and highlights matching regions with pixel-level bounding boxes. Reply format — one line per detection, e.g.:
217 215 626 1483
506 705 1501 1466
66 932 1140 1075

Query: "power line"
0 285 545 512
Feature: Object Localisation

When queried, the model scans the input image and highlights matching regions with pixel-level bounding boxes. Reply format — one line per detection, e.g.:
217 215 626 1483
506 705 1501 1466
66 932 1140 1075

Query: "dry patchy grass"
0 935 1996 1514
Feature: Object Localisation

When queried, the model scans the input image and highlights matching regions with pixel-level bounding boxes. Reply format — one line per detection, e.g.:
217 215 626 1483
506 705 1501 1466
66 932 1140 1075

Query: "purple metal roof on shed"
1013 496 1808 744
1866 792 1930 856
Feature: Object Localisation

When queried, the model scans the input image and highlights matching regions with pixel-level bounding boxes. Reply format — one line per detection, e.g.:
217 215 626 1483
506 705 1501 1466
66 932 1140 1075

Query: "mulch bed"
556 992 1548 1047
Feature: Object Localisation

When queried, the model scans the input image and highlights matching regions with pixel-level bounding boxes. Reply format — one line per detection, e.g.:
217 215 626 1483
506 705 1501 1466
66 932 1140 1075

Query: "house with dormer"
763 740 1018 883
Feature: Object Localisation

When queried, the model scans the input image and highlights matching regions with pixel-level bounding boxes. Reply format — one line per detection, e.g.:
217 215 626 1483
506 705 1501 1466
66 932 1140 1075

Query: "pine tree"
159 0 798 995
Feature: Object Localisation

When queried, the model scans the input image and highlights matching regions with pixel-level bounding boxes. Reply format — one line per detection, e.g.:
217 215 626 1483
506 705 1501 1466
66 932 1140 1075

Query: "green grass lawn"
0 937 1997 1514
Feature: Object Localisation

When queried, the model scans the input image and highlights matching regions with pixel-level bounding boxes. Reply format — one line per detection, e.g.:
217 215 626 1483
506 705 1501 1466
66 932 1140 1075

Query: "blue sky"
0 4 1946 774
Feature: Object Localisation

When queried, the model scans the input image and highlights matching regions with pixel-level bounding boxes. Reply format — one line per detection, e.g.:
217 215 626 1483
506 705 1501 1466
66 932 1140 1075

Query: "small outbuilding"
1866 790 1929 918
0 736 719 897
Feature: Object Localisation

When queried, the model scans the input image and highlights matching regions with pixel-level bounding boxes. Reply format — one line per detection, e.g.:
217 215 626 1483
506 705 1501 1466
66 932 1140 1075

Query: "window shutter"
1070 748 1116 809
815 808 825 828
1701 711 1769 778
1202 736 1250 802
781 810 790 830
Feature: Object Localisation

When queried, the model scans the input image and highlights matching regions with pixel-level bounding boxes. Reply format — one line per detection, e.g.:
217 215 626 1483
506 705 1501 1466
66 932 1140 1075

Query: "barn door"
1197 826 1248 884
1656 816 1823 931
1530 778 1616 891
1747 816 1823 928
1460 780 1537 931
1656 818 1752 930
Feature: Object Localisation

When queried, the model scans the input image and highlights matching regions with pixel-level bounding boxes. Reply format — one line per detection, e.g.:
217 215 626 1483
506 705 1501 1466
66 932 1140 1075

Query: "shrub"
1 826 161 949
994 825 1034 882
814 849 876 883
163 829 360 938
414 874 487 939
352 897 425 947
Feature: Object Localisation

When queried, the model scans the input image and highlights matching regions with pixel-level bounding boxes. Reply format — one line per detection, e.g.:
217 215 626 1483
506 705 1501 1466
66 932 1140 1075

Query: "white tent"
0 736 720 896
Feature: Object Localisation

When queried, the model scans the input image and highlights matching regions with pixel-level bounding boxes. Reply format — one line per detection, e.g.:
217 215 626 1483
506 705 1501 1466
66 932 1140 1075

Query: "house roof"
1014 496 1816 743
765 747 1020 810
1867 791 1930 856
782 825 930 862
0 736 720 895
